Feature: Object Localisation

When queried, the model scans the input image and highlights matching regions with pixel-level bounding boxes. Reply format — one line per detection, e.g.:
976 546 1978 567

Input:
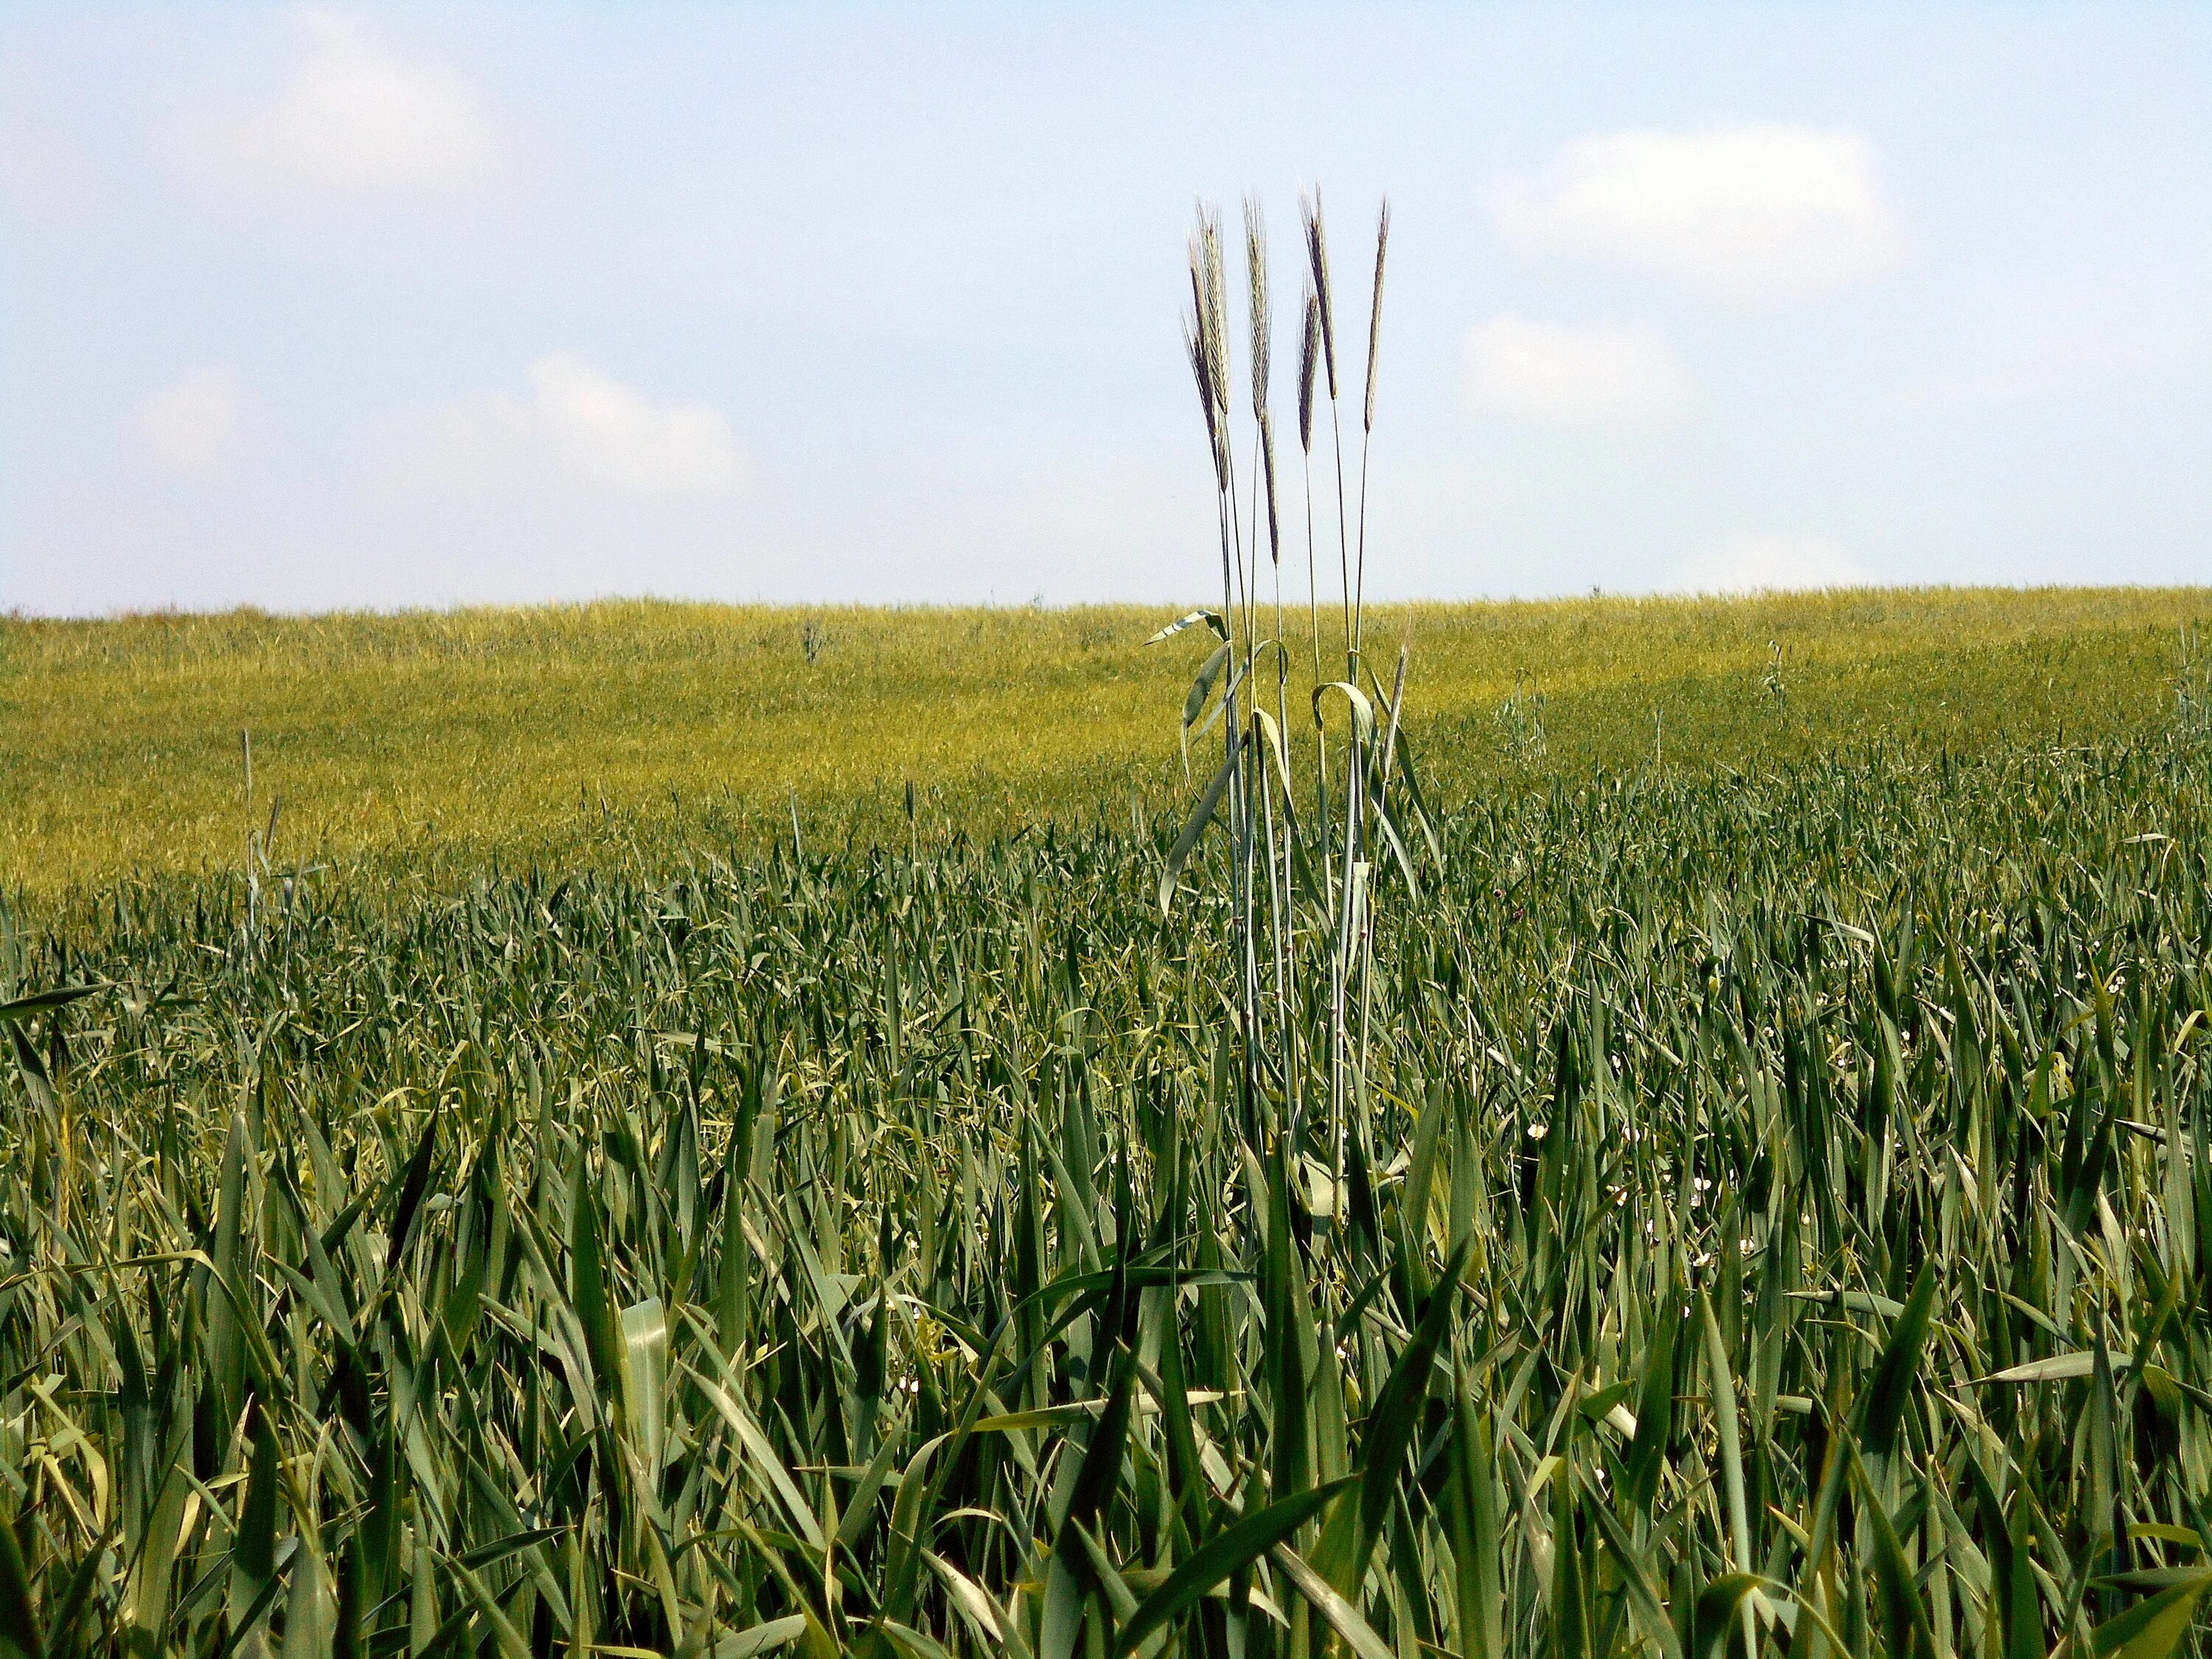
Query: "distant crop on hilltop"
6 587 2209 902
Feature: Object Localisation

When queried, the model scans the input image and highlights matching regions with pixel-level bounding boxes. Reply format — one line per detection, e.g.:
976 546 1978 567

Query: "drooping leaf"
1112 1477 1357 1657
2091 1571 2212 1659
1859 1262 1938 1462
0 984 103 1025
1144 609 1231 645
1159 739 1241 916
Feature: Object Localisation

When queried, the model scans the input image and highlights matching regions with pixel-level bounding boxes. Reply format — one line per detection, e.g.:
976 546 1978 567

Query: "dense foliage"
9 729 2212 1657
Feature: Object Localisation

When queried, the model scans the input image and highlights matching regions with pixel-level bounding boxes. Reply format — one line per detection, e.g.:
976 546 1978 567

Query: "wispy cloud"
418 354 746 500
128 367 246 478
167 6 527 205
1462 316 1694 427
1496 124 1904 305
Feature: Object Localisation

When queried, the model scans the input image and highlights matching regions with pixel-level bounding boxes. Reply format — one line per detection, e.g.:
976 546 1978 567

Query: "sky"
1 4 2206 616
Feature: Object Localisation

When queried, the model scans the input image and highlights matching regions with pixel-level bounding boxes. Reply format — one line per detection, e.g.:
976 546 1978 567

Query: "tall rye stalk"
1164 191 1411 1227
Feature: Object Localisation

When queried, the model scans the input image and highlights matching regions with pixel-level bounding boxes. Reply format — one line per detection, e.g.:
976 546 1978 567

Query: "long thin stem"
1355 647 1408 1109
1304 450 1331 920
1331 399 1352 684
1352 199 1389 669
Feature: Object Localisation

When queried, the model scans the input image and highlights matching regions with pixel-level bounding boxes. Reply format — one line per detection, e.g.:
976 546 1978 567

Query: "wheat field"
7 587 2208 903
10 714 2212 1657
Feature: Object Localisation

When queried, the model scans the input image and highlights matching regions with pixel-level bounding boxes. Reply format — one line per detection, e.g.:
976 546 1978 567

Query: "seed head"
1298 288 1320 455
1363 197 1389 435
1301 187 1338 401
1244 194 1270 422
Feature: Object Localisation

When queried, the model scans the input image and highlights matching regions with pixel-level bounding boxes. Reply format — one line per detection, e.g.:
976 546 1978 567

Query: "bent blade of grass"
1158 739 1239 916
1112 1476 1357 1658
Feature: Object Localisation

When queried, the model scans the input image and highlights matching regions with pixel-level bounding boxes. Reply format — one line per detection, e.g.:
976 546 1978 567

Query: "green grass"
12 588 2212 1657
8 726 2212 1655
7 587 2210 901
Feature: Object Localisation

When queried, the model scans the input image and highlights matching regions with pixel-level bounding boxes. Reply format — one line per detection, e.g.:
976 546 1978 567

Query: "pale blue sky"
3 4 2205 614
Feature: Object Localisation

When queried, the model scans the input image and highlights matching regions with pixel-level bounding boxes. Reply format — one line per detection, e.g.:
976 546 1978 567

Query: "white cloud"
128 367 246 477
422 353 745 499
1496 124 1904 303
169 7 524 203
1462 316 1694 427
1668 532 1870 594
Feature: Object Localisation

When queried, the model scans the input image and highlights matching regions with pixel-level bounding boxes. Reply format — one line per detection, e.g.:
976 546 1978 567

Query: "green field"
7 587 2210 902
10 589 2212 1658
